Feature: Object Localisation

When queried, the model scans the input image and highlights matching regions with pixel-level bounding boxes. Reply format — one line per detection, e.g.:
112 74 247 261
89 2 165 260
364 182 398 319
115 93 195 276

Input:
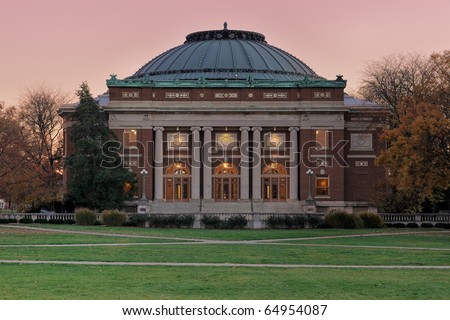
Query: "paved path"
1 259 450 269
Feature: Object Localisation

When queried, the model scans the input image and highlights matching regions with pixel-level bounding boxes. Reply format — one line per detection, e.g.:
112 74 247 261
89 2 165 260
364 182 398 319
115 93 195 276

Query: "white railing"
2 212 450 228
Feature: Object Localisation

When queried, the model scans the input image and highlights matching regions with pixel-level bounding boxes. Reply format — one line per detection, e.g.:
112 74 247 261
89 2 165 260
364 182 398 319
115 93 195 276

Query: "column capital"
202 127 213 132
239 127 251 132
289 126 300 132
190 126 202 132
251 126 263 132
153 126 164 132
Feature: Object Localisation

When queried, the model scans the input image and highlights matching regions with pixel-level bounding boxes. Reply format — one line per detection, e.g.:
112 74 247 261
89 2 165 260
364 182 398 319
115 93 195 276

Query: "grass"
287 233 450 249
2 243 450 266
1 264 449 299
0 225 449 299
9 224 424 240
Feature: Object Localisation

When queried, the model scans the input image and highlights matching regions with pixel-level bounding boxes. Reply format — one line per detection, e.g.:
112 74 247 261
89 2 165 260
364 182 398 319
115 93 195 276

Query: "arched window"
164 163 191 202
213 162 239 201
262 162 288 202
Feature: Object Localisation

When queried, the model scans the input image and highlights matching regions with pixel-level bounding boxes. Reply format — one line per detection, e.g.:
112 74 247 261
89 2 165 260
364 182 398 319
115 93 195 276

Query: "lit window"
216 133 237 149
168 133 189 149
264 132 285 148
315 130 329 149
316 176 329 196
123 129 137 148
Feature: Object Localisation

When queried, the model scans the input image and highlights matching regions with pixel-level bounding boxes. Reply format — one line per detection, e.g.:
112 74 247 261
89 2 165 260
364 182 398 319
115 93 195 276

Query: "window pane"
315 130 329 149
214 178 221 200
124 129 137 147
223 179 229 200
316 177 329 196
264 178 270 200
231 178 238 200
280 178 287 200
182 179 189 199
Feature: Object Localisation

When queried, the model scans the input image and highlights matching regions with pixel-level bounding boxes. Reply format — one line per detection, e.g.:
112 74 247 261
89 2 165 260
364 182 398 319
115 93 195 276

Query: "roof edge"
106 74 347 89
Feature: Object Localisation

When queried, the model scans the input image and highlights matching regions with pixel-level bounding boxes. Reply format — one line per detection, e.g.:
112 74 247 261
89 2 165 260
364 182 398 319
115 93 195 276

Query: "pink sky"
1 0 449 106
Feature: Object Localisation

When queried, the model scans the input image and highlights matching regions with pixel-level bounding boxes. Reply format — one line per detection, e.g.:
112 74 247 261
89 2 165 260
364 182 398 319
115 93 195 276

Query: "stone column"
289 127 300 200
153 127 164 201
202 127 213 200
190 127 201 200
252 127 263 200
240 127 250 200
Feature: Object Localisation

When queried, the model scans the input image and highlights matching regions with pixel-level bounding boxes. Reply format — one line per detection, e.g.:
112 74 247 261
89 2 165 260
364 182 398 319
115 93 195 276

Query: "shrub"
75 208 97 226
307 215 323 228
148 215 195 228
224 215 248 229
19 217 33 224
126 214 148 227
324 210 364 229
34 218 48 224
64 219 76 225
201 215 247 229
406 222 419 228
358 212 384 228
177 215 194 228
392 223 406 228
421 222 433 228
9 218 18 223
201 215 222 229
435 223 450 229
101 209 127 227
266 215 308 229
49 219 65 224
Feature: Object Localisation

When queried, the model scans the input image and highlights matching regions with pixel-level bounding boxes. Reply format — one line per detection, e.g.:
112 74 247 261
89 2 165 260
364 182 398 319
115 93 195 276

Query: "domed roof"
129 23 318 81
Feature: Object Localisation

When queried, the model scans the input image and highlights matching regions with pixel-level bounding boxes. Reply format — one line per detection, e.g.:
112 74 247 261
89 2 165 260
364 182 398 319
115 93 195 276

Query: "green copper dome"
128 24 318 81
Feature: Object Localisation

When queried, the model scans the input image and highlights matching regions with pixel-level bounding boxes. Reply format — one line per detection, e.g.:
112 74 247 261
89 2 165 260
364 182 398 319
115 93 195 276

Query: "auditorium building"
60 24 389 215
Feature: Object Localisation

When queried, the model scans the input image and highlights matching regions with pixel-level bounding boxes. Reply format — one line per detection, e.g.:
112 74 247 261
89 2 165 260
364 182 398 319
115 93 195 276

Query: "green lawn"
1 264 449 300
12 224 415 240
0 225 449 299
286 233 450 249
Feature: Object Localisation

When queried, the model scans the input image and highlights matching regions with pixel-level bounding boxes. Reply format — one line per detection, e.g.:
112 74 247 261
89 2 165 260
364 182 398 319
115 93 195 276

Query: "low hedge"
266 215 307 229
421 222 433 228
201 215 248 229
34 218 49 224
224 215 248 229
0 218 13 224
125 214 147 227
148 215 194 228
19 217 33 224
406 222 419 228
392 223 406 228
435 223 450 229
201 215 222 229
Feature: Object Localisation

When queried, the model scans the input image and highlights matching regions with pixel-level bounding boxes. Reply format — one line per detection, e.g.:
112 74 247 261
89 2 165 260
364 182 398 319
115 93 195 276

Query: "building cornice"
106 75 347 89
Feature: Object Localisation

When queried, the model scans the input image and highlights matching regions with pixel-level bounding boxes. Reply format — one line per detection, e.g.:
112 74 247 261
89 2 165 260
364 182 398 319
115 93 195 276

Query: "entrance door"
213 163 239 202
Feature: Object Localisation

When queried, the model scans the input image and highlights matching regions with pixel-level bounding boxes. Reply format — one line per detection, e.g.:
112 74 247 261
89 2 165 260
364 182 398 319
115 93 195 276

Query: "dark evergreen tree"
65 82 135 210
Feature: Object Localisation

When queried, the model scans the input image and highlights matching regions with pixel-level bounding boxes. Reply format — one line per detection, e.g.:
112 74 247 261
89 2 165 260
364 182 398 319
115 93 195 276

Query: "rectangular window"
264 132 286 149
315 130 329 150
168 132 189 149
316 176 329 196
216 133 238 149
123 129 137 148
